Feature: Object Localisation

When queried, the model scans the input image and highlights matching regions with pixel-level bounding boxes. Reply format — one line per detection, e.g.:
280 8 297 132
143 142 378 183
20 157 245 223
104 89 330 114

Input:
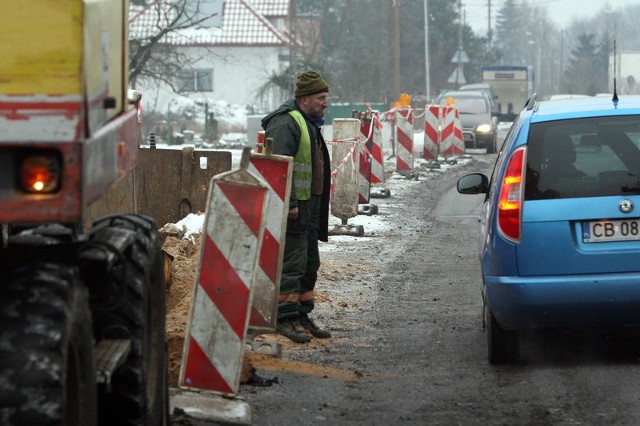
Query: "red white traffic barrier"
439 106 464 157
180 149 269 395
395 108 414 173
357 114 373 203
247 146 292 332
358 145 371 203
368 113 385 184
424 105 464 159
256 130 265 153
424 105 440 160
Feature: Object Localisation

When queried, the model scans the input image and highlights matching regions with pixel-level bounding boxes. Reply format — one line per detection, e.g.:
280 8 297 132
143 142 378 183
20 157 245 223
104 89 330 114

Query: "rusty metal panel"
84 170 137 230
136 147 232 227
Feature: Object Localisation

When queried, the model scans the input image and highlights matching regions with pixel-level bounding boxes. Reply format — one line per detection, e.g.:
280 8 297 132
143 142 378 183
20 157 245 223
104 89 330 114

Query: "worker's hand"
288 207 298 220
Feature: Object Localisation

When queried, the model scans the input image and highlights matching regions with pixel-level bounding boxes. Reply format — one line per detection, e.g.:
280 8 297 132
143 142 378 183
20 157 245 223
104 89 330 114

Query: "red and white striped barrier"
256 130 265 153
395 108 414 173
424 105 464 159
180 149 269 395
369 113 385 184
358 146 371 203
357 115 373 203
439 106 464 157
424 105 440 160
247 147 292 332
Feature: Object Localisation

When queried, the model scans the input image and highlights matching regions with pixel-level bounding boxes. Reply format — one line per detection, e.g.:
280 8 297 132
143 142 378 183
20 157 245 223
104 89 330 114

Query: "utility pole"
288 0 296 96
394 0 401 99
424 0 431 100
488 0 492 49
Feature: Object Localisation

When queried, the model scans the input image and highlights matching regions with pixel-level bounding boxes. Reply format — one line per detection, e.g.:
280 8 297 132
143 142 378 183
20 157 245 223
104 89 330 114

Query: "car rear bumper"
485 273 640 330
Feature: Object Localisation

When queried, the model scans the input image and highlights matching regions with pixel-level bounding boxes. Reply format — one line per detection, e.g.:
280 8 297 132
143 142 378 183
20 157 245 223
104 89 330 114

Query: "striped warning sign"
180 159 268 395
247 152 292 331
424 105 464 159
439 106 464 157
395 109 414 172
256 130 265 153
424 105 440 160
368 113 385 184
357 118 372 203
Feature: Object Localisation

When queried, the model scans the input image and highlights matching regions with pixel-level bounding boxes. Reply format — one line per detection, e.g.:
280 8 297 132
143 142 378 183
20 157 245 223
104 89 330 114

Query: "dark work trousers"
299 194 321 314
277 195 320 319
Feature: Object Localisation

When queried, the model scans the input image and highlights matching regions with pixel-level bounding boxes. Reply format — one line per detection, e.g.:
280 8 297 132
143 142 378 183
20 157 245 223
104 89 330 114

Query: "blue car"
457 95 640 364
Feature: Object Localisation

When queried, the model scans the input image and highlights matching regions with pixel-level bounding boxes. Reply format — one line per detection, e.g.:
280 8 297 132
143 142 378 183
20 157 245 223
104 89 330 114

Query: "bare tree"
128 0 221 89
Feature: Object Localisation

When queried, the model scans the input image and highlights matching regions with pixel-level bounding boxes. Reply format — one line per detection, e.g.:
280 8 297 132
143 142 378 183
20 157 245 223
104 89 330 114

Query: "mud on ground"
159 222 359 386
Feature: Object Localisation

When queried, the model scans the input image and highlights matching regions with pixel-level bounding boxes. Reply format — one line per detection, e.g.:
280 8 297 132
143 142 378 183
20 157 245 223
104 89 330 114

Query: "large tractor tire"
87 214 168 426
0 263 97 425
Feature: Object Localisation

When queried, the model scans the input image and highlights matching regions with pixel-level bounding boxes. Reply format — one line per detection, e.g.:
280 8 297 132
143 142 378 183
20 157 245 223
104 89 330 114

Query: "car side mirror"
457 173 489 194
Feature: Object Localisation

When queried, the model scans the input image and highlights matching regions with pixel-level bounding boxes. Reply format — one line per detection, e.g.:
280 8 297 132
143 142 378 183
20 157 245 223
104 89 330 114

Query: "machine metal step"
94 338 131 389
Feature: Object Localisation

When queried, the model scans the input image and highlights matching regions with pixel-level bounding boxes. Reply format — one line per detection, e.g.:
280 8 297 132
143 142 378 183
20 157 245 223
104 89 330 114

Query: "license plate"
582 219 640 242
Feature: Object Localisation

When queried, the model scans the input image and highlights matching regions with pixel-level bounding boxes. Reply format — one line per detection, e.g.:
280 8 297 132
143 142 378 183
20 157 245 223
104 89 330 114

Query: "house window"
177 69 213 92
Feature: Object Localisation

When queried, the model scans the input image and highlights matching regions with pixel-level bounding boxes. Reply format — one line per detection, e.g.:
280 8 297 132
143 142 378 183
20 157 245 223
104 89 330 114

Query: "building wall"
138 45 289 116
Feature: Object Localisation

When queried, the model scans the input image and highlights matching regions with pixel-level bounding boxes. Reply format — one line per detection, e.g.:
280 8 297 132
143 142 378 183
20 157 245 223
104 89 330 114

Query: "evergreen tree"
563 33 607 95
494 0 526 65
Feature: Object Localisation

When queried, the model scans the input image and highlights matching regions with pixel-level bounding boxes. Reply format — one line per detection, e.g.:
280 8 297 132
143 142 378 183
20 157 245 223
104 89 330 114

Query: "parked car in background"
435 90 499 153
457 94 640 364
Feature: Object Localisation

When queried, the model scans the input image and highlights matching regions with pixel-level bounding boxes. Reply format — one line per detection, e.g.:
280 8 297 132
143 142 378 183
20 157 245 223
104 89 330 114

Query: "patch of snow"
166 105 477 245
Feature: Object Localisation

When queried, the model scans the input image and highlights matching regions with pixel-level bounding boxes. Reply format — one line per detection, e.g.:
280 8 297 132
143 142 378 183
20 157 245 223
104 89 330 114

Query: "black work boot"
276 317 311 343
299 313 331 338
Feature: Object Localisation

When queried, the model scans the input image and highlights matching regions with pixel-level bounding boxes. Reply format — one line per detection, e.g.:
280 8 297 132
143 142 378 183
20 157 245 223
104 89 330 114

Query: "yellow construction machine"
0 1 168 424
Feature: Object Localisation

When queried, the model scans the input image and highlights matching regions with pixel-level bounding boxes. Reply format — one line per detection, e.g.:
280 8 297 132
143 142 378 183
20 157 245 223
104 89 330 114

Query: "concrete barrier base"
170 388 251 425
358 204 378 215
329 224 365 237
369 187 391 198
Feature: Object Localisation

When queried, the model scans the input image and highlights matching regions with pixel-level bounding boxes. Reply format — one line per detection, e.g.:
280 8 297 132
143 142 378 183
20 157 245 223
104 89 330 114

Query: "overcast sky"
463 0 640 35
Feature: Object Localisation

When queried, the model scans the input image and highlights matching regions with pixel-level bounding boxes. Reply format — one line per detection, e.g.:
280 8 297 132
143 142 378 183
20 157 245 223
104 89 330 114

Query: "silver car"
435 90 499 153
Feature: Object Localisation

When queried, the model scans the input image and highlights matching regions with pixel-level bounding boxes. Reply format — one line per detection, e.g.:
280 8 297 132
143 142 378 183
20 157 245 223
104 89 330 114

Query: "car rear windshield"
525 116 640 200
446 97 488 114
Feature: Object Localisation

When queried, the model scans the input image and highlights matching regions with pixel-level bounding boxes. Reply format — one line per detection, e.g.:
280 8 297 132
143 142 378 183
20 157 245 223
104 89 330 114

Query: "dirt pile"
159 219 354 387
159 223 201 386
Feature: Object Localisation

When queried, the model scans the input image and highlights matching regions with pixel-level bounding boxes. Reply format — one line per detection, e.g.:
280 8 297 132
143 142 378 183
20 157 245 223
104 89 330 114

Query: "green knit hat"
295 71 329 97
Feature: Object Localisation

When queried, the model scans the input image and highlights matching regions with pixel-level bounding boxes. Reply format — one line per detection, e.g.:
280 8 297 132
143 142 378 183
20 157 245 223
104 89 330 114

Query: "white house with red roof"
129 0 296 116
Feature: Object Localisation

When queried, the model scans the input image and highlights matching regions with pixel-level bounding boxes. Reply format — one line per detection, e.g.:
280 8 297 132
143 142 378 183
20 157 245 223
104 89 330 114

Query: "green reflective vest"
288 110 312 201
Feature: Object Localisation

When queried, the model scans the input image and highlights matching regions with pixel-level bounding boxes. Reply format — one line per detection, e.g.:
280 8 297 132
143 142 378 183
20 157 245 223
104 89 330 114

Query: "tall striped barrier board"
179 148 269 396
395 108 414 173
369 112 385 184
424 105 441 160
357 118 372 204
439 106 464 157
247 146 293 332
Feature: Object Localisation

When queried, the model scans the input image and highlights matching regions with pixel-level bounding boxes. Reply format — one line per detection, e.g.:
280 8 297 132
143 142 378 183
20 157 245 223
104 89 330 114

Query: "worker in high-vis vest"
261 71 332 343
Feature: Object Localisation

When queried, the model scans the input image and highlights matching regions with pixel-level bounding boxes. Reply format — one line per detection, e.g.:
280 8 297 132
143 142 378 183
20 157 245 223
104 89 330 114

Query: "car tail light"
19 154 61 193
498 147 525 242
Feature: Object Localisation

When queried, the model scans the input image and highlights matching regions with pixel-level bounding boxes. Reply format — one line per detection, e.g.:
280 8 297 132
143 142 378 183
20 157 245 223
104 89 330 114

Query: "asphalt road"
174 148 640 425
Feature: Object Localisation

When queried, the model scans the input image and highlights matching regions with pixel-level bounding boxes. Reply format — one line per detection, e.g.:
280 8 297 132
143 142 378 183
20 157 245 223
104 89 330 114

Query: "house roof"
252 0 289 16
129 0 291 46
